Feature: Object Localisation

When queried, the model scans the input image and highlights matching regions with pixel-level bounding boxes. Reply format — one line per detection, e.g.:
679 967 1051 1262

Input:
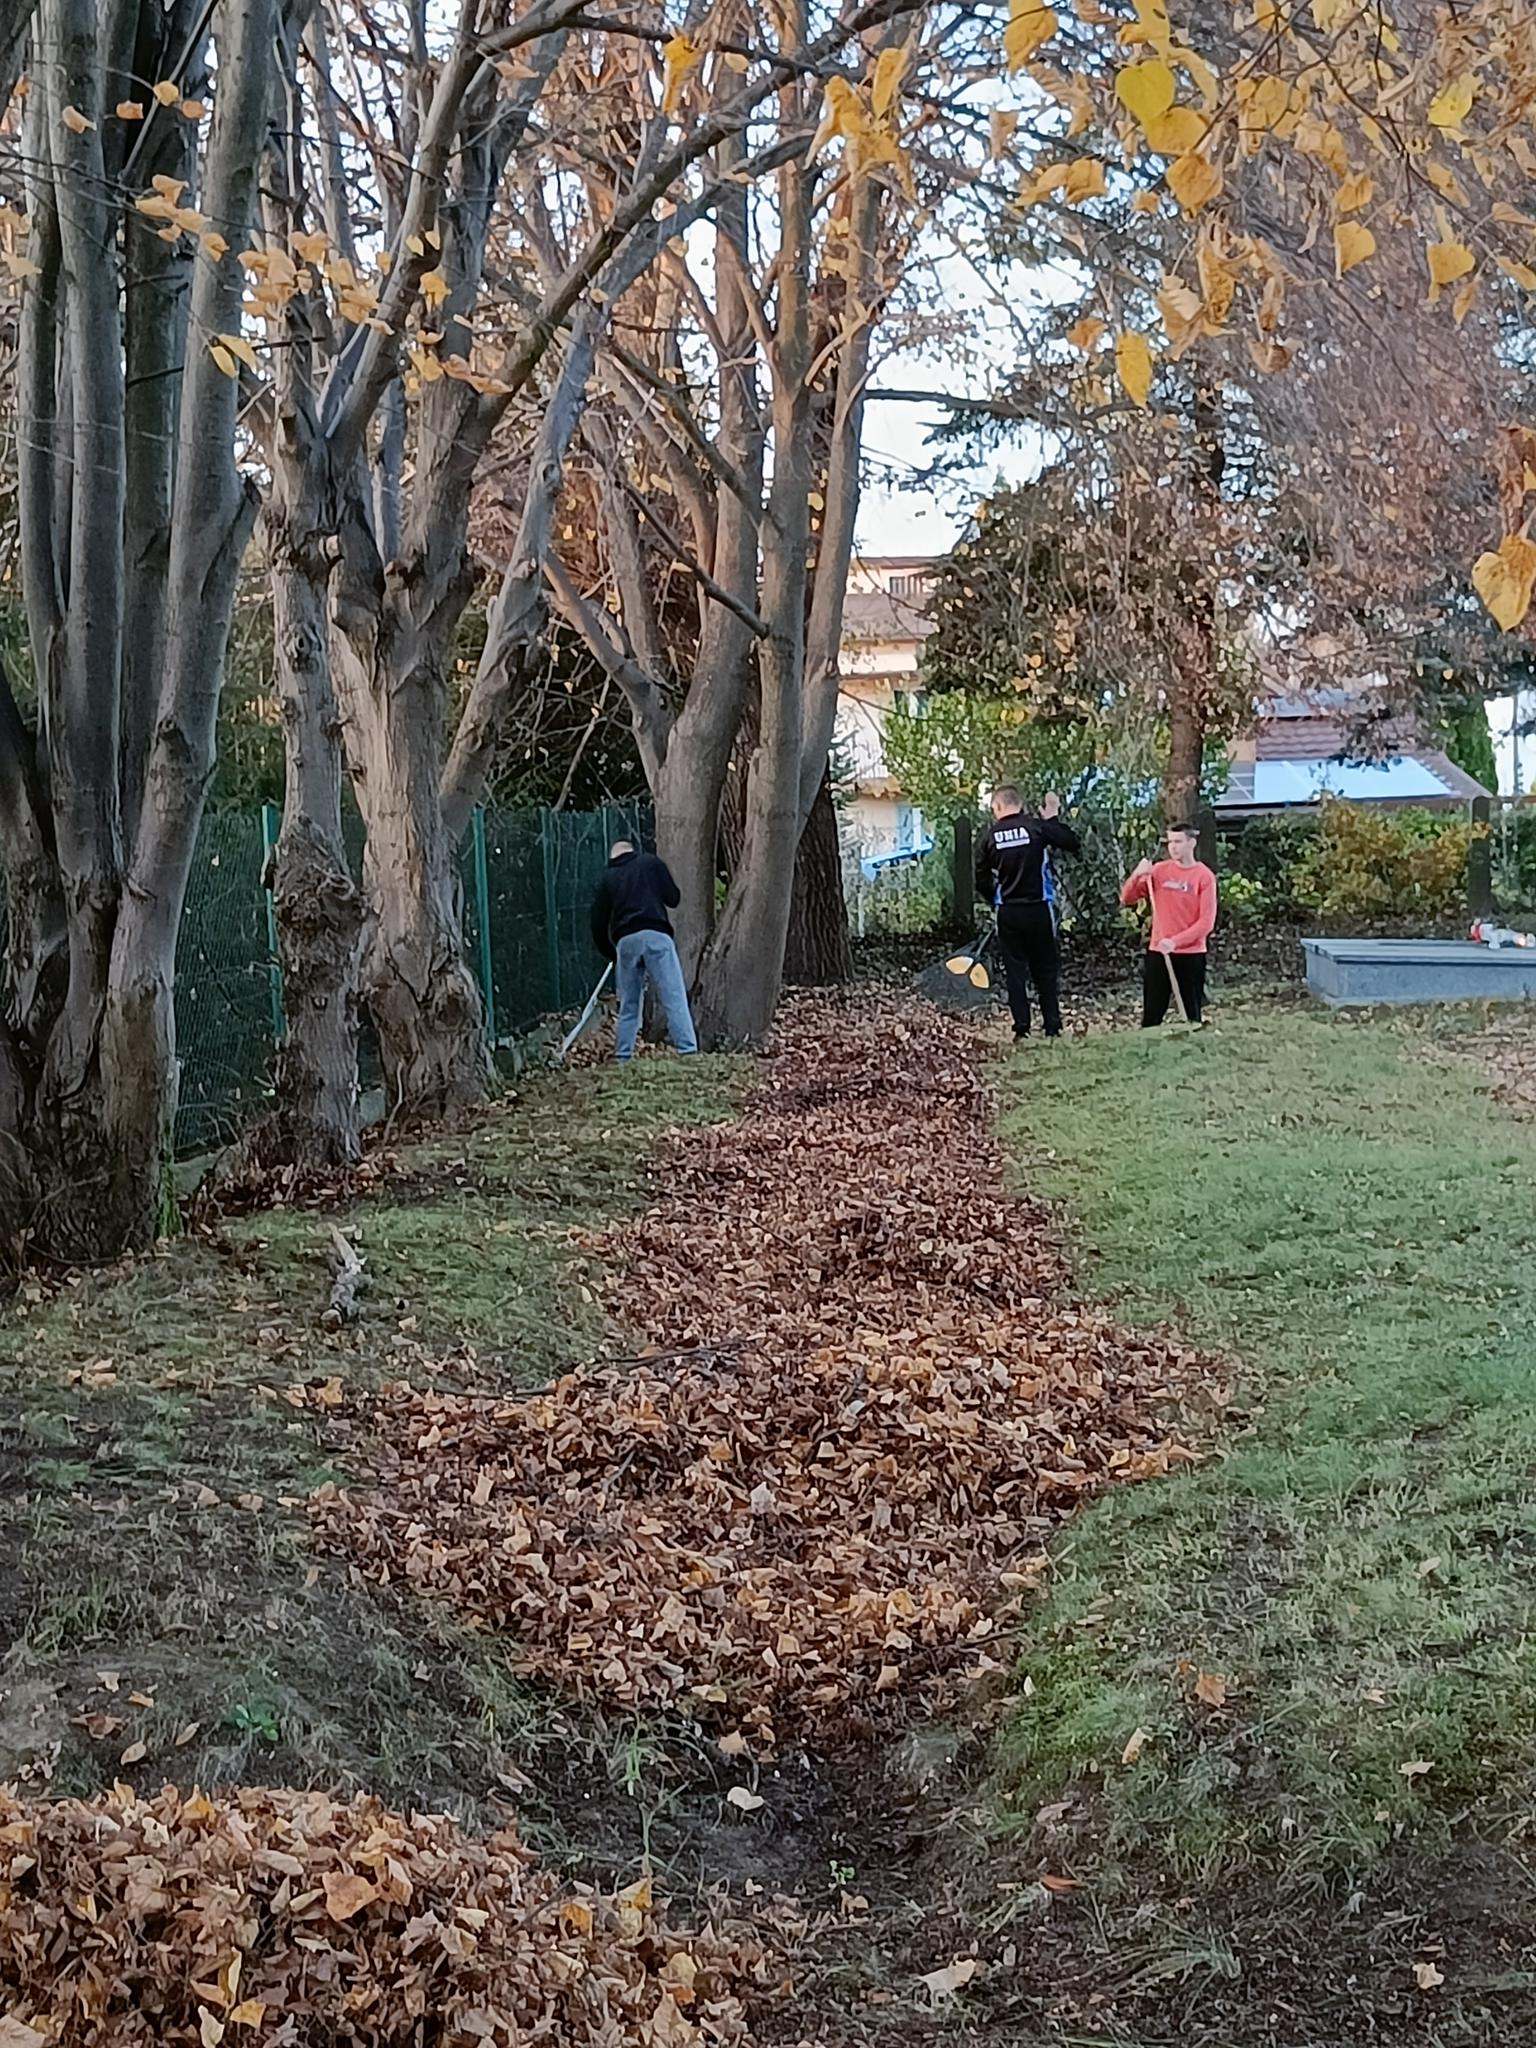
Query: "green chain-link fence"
167 800 647 1152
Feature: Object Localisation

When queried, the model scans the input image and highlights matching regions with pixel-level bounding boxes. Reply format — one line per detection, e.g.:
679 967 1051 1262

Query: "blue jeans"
614 931 698 1061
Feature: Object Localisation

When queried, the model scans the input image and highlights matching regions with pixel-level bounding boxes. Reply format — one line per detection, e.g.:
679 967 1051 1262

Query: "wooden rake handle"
1145 870 1190 1026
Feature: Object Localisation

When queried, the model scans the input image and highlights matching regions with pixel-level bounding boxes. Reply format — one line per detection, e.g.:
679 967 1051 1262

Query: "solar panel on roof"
1248 757 1452 805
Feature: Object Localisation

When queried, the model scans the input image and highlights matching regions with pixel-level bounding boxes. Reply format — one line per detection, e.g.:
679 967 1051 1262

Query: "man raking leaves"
1121 822 1218 1029
974 786 1082 1041
589 840 698 1062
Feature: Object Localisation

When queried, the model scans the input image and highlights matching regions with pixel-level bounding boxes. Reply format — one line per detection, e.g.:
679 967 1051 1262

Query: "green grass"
994 1009 1536 1889
0 1053 740 1817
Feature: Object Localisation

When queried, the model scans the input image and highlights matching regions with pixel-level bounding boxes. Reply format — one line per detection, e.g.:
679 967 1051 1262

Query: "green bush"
1224 814 1319 917
1293 799 1471 921
1217 870 1268 925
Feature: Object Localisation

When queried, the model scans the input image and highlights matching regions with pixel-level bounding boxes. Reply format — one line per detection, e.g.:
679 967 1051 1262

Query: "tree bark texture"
784 770 853 986
0 0 276 1261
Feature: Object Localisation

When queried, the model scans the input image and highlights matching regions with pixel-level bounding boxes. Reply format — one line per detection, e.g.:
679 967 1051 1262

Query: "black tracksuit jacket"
974 811 1083 911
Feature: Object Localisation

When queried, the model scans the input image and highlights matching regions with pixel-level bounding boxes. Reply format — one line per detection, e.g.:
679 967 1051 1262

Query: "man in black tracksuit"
973 786 1082 1040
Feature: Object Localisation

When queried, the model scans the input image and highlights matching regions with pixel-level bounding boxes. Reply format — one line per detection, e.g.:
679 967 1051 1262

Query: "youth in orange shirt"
1119 823 1218 1027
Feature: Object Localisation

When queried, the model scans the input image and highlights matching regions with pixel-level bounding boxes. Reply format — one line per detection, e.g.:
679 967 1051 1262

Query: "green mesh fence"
169 802 645 1151
175 811 279 1154
1 802 651 1155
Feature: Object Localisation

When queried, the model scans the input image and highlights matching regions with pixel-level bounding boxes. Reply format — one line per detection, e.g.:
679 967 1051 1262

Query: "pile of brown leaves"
0 1783 760 2046
314 989 1218 1740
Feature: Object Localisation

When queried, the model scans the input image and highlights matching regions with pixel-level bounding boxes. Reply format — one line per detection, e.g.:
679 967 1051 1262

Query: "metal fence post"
260 801 285 1042
1469 794 1494 918
471 807 497 1047
540 807 562 1012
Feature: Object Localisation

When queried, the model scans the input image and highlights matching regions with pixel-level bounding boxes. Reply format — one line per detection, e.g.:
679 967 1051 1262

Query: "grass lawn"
0 1056 738 1831
994 1007 1536 1890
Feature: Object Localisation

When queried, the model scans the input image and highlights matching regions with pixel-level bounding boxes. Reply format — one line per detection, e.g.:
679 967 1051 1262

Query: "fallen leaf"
725 1786 764 1813
119 1742 147 1766
1193 1671 1227 1709
228 2004 267 2029
1399 1758 1434 1779
717 1731 749 1758
1041 1872 1080 1893
175 1721 202 1747
1121 1727 1149 1765
322 1870 379 1921
919 1957 979 1998
1413 1960 1445 1991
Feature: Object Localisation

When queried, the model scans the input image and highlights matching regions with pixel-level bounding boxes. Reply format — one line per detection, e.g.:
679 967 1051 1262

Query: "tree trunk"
236 528 365 1172
783 768 852 986
329 501 491 1120
362 811 488 1121
1164 695 1204 824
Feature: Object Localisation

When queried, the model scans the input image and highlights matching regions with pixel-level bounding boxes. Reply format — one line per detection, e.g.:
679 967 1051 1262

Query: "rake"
553 962 613 1064
944 921 998 991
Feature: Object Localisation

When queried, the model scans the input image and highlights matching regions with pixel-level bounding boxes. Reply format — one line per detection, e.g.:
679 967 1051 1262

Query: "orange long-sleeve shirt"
1120 860 1218 954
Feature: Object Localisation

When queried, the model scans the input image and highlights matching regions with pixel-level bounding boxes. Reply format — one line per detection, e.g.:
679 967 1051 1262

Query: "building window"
888 574 930 598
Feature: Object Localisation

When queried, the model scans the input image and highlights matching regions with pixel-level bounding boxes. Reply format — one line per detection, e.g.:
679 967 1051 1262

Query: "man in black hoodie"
973 786 1082 1040
589 840 699 1061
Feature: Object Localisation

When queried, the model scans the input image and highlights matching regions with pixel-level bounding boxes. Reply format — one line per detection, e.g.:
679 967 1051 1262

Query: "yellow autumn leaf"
1144 107 1206 155
1497 256 1536 292
1062 158 1107 202
209 343 238 379
215 332 258 373
1114 59 1175 131
1115 330 1155 406
661 32 701 117
152 80 181 106
419 267 451 308
1172 44 1218 107
1473 533 1536 631
228 2004 266 2030
1065 315 1106 350
1451 273 1479 326
292 230 330 263
1157 273 1206 354
1334 172 1372 215
871 46 908 120
1131 189 1161 215
1004 0 1058 72
181 99 206 121
1165 149 1221 214
1237 75 1289 136
200 231 229 261
61 105 95 134
1334 221 1375 275
1196 235 1238 323
1425 239 1475 305
989 108 1019 159
116 100 145 121
3 251 40 281
1428 72 1476 132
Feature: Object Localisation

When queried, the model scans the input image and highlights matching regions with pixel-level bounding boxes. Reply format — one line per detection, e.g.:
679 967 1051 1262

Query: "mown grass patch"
994 1008 1536 1888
